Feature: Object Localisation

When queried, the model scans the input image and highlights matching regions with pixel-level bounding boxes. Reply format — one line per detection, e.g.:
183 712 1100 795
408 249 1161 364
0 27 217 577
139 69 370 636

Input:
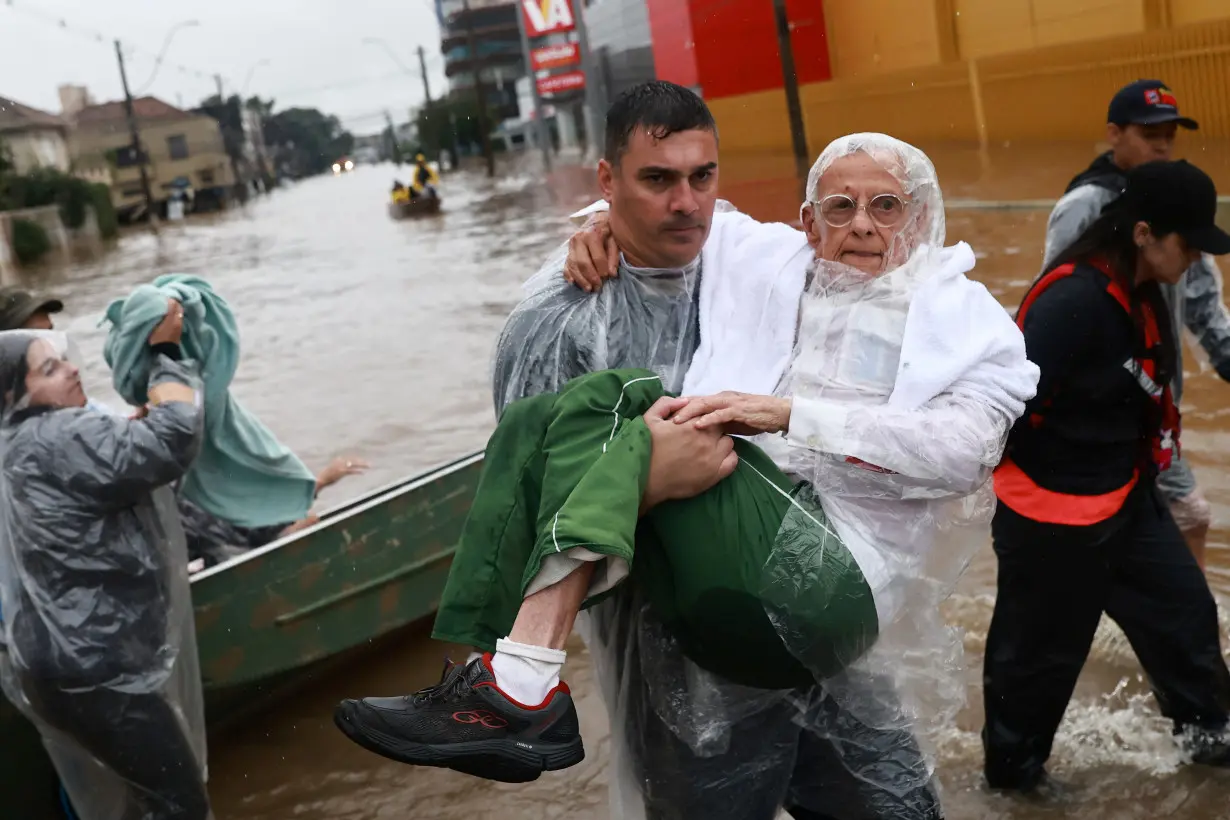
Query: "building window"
113 146 144 168
197 170 215 185
167 134 189 160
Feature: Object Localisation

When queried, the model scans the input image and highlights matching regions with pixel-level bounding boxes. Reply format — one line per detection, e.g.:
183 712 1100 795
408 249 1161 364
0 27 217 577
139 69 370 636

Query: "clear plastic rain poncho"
0 330 212 820
512 134 1035 819
493 235 702 413
757 134 1036 815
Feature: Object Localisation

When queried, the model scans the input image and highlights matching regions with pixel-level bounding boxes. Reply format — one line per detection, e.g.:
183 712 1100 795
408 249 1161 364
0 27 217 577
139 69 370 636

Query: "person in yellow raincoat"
410 154 440 199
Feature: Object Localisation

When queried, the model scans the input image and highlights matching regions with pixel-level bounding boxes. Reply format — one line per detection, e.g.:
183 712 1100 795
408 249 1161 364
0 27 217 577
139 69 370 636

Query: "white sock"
489 637 566 706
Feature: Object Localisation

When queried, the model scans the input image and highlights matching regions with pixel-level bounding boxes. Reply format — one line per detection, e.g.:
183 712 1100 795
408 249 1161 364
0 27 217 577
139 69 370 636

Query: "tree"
262 107 355 178
0 137 13 177
414 93 496 157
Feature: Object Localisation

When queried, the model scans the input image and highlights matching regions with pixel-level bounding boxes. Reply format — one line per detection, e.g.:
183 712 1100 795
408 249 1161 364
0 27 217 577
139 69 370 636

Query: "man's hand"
671 391 792 437
641 396 739 512
564 212 619 293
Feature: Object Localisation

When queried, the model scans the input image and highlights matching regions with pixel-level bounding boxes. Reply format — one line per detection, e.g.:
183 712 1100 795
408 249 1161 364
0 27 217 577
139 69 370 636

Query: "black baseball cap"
0 288 63 331
1108 79 1199 129
1121 160 1230 255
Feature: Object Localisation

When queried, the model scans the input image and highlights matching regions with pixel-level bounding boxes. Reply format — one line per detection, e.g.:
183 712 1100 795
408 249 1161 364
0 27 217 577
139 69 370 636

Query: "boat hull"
388 196 442 219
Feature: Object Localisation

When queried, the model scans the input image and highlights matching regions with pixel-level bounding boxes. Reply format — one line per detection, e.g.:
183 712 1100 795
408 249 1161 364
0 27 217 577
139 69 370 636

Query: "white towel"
682 210 812 397
888 242 1037 423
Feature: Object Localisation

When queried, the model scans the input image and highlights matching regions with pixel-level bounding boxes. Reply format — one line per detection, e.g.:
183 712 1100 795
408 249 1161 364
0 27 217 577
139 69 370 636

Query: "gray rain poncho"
526 135 1036 819
0 330 212 820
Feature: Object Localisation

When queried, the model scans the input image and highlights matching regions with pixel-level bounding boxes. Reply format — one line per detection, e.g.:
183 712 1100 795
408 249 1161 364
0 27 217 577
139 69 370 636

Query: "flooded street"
30 146 1230 819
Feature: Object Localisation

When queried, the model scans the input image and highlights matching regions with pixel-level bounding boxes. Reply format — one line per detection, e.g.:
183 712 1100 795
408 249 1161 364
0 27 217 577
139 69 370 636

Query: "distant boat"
388 194 442 219
0 451 485 818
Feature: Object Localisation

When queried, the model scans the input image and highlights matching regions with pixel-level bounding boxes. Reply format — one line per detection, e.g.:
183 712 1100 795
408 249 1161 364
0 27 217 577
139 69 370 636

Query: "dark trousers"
25 681 211 820
982 486 1230 789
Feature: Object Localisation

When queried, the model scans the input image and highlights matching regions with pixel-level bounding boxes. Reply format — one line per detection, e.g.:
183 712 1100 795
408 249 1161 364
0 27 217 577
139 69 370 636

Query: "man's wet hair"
604 81 717 165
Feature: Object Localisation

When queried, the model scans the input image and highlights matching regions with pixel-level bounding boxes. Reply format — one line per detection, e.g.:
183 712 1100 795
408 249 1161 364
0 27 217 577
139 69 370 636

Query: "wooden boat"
0 450 485 818
388 194 442 219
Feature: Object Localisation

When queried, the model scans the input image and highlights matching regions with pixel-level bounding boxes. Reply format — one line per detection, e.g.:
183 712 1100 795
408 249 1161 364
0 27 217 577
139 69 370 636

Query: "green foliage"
414 96 489 156
89 183 118 239
0 168 96 228
10 218 50 265
261 106 356 177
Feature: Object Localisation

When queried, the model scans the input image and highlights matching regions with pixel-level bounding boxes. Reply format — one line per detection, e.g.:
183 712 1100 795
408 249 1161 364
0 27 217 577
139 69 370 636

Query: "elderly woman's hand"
149 299 184 346
564 211 619 293
672 392 792 436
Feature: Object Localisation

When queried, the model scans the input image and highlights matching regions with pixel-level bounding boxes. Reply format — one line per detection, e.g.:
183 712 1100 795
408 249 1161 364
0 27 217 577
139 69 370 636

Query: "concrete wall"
585 0 658 96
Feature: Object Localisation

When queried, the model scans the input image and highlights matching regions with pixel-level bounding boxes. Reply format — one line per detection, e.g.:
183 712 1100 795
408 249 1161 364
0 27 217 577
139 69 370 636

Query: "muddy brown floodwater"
24 142 1230 819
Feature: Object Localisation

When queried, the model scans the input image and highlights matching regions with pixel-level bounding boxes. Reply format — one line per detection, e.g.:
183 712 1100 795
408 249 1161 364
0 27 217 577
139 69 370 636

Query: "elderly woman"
338 134 1037 815
0 304 211 819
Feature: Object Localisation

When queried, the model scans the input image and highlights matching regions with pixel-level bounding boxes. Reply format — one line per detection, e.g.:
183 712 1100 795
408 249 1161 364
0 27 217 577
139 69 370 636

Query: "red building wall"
647 0 699 88
649 0 831 99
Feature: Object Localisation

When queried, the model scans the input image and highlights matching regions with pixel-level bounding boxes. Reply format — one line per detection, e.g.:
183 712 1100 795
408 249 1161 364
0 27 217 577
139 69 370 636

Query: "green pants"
432 368 878 689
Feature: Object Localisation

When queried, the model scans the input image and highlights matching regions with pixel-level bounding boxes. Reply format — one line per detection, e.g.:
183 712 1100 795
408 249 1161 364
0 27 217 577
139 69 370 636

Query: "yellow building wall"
71 115 234 208
715 11 1230 154
953 0 1149 58
708 91 794 159
1030 0 1147 47
953 0 1036 59
822 0 945 78
1169 0 1230 25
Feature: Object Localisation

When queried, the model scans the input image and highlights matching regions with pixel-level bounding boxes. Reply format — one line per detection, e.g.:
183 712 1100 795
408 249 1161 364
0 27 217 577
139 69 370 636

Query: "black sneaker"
334 654 584 783
1182 724 1230 767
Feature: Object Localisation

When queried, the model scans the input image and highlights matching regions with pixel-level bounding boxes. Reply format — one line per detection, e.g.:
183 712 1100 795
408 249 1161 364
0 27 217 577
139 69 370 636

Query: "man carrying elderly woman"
338 80 1039 820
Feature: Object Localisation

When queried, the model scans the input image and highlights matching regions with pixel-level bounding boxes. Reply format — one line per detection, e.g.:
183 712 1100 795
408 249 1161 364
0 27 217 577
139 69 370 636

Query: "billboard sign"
522 0 576 36
537 70 586 96
531 42 580 71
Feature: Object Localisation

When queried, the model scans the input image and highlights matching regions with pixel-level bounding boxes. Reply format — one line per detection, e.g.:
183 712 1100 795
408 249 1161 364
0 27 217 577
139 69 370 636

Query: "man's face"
801 153 915 276
597 127 719 269
23 339 86 409
22 312 53 331
1108 122 1178 169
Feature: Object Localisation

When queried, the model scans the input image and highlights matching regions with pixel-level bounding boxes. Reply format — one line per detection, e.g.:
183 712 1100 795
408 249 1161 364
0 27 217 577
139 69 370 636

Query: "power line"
1 0 229 88
267 70 429 101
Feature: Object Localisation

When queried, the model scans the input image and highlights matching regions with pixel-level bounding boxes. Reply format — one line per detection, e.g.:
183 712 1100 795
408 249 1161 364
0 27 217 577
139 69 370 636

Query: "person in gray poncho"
0 302 212 820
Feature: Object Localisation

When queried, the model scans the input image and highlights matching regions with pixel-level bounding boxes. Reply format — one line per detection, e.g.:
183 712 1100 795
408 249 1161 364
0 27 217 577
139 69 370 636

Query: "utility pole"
416 45 434 104
384 110 403 165
514 0 552 169
115 40 156 223
214 73 224 101
461 0 496 177
771 0 810 199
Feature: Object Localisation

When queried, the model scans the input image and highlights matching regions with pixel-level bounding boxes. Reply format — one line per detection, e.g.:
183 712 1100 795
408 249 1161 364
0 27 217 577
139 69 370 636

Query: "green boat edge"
0 448 485 818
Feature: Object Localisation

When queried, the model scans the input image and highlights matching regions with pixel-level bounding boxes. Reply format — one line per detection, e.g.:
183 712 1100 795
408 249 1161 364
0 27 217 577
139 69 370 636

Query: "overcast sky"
0 0 448 135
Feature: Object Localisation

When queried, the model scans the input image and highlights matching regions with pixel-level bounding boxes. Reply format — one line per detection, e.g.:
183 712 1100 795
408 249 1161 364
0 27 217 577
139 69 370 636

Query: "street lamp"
134 20 201 95
242 59 271 97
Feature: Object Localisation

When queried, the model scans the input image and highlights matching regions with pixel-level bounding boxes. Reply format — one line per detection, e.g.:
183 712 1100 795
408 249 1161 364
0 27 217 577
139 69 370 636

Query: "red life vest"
994 259 1180 526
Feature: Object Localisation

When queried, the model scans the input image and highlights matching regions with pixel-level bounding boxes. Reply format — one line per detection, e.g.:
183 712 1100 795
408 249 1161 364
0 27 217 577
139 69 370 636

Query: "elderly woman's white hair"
801 133 947 271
